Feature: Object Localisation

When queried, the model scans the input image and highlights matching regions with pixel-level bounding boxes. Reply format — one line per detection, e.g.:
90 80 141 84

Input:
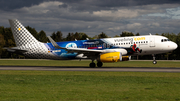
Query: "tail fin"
9 19 39 47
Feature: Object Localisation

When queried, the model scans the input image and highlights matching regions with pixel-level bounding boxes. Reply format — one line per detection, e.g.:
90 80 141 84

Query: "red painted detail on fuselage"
88 47 98 49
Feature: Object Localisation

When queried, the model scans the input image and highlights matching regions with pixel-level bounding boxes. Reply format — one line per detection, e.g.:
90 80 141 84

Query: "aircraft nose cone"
166 42 177 51
174 43 178 49
171 42 178 50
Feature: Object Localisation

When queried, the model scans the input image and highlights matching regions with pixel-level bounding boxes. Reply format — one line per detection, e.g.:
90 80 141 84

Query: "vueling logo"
134 37 145 41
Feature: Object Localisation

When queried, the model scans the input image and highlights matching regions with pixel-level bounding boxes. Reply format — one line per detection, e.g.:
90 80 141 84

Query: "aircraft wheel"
89 63 96 68
97 62 103 67
153 60 157 64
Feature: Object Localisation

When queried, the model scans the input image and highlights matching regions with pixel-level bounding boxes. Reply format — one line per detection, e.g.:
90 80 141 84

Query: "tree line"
0 26 179 60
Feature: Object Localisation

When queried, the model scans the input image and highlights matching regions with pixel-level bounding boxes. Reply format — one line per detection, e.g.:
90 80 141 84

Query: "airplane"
4 19 178 67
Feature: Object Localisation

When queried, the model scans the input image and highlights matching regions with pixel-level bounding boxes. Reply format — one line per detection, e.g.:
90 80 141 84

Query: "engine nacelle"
97 52 121 63
97 52 131 63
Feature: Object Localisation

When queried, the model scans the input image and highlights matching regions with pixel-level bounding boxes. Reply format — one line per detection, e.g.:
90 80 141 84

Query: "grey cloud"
1 0 180 12
54 0 180 12
1 0 180 37
0 0 47 11
59 3 68 8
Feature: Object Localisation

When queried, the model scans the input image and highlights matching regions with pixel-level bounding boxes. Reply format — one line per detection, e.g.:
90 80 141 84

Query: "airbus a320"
5 19 178 67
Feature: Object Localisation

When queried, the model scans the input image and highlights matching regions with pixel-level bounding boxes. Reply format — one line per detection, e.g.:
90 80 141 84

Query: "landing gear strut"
89 59 96 68
152 54 157 64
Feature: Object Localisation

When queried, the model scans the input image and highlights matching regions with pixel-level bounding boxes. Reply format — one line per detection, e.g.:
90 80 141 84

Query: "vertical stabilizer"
7 19 59 59
9 19 39 46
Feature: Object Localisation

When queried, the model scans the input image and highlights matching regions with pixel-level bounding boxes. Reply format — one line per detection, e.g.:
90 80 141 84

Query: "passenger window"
103 44 105 48
107 44 110 48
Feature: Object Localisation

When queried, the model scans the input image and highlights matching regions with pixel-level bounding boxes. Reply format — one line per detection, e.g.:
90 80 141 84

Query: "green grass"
0 59 180 67
0 71 180 101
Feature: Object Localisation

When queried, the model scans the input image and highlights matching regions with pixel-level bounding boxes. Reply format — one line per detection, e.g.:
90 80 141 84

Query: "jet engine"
97 52 121 63
97 52 131 62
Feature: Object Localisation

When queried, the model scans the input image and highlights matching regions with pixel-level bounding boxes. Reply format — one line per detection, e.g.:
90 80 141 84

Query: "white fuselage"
101 35 177 55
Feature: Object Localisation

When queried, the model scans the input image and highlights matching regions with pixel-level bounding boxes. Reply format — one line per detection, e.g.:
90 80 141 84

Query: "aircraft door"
138 42 141 48
149 37 155 47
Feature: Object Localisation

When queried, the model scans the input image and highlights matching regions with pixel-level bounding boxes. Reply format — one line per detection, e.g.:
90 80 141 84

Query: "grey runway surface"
0 66 180 72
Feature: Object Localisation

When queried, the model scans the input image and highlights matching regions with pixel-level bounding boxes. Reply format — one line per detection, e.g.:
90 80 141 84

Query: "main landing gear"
152 54 157 64
89 59 103 67
97 62 103 67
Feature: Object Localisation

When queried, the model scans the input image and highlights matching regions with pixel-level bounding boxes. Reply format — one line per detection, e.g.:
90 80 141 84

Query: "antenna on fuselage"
149 33 152 35
86 38 89 40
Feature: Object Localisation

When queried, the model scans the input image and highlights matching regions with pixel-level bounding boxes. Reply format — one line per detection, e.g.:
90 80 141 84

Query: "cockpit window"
161 39 170 42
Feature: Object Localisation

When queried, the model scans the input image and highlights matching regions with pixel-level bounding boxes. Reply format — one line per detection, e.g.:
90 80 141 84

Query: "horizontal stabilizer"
3 47 28 53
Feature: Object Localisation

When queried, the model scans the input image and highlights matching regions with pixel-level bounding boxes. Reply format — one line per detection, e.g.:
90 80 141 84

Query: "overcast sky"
1 0 180 37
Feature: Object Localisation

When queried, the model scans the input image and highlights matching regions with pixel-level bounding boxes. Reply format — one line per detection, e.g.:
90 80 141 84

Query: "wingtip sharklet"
47 36 66 49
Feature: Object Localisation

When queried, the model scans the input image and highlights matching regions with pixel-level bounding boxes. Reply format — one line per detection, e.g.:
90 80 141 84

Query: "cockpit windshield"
161 39 170 42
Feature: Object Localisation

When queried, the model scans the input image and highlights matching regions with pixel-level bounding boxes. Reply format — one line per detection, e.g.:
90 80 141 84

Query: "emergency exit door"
150 37 155 47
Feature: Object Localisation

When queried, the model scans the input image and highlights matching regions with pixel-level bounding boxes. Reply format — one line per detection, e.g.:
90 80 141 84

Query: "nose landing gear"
153 60 157 64
152 54 157 64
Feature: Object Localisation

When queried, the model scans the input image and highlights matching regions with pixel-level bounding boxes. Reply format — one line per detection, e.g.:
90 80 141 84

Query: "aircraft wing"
47 36 105 57
66 47 105 58
66 47 104 53
47 36 142 57
47 36 104 54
